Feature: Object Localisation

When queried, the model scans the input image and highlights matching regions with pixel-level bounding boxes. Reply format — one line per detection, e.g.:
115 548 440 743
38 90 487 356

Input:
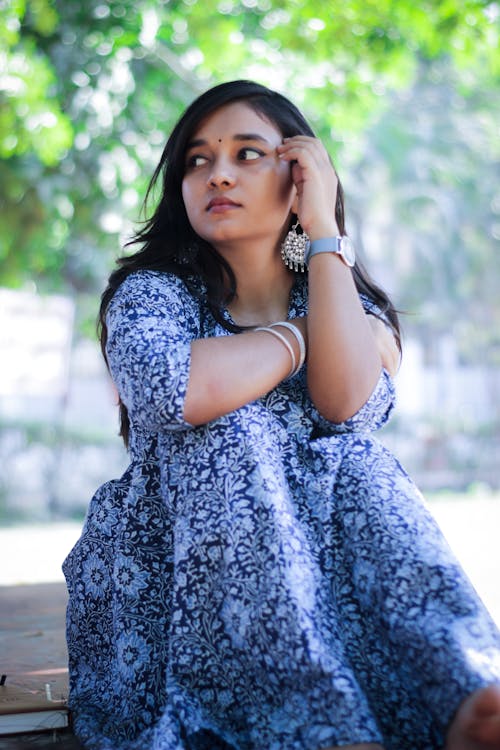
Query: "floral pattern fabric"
64 270 500 750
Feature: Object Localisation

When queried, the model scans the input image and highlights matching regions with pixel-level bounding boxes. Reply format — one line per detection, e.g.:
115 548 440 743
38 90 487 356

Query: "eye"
186 154 209 169
238 147 264 161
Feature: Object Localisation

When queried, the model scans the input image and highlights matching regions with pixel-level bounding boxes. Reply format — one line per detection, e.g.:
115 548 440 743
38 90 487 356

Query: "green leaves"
0 0 498 353
0 1 73 165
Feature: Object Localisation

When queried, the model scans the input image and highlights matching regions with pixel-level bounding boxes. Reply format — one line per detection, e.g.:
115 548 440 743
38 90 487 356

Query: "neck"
218 240 295 327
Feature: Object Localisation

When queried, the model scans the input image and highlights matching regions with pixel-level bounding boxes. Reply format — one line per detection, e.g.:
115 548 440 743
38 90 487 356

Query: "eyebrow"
186 133 272 150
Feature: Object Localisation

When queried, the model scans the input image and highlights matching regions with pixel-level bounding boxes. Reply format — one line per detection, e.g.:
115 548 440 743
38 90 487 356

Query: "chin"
202 229 240 246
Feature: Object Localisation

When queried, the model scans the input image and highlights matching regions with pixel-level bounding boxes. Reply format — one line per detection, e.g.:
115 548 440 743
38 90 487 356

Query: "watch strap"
306 236 341 264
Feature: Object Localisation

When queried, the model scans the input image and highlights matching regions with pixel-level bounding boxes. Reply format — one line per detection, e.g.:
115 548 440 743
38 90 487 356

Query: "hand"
277 136 339 240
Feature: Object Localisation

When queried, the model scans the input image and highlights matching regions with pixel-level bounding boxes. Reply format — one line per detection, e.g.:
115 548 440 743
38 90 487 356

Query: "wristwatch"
306 236 356 267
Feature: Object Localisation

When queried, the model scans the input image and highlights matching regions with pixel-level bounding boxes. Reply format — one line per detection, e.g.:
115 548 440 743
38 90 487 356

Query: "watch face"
340 236 356 267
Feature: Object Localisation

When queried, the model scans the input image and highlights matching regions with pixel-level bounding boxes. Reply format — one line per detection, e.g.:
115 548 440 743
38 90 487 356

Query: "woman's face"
181 101 296 252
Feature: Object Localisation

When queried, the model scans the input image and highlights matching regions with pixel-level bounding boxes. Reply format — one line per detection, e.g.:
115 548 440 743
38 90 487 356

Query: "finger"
278 148 332 179
280 135 317 142
281 135 324 147
278 143 334 175
279 136 329 154
277 140 326 159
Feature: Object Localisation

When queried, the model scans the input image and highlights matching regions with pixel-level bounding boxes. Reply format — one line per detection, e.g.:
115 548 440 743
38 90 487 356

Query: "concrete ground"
0 582 71 746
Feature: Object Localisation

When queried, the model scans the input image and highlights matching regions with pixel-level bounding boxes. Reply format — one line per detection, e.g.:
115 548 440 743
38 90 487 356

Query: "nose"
207 157 235 188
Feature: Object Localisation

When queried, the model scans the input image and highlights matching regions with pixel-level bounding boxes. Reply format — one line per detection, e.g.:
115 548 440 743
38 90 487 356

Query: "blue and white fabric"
64 270 500 750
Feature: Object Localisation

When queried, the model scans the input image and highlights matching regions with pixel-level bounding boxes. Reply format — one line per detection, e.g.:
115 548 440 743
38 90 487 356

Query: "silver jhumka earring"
280 220 309 273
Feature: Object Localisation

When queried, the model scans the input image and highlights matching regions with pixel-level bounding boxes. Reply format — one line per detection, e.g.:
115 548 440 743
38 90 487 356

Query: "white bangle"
270 322 306 377
255 326 296 378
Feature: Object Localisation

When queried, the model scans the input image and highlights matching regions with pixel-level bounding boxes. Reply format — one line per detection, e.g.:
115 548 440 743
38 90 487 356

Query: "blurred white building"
0 288 499 517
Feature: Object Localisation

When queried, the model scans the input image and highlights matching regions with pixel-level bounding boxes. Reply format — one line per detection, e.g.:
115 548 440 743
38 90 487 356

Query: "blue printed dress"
63 270 500 750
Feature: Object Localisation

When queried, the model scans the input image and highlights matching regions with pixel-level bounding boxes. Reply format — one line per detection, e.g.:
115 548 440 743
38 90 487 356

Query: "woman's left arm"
307 254 384 422
278 136 398 423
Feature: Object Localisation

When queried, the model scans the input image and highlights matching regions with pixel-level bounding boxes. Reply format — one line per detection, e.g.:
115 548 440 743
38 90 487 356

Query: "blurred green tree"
344 60 500 364
0 0 498 348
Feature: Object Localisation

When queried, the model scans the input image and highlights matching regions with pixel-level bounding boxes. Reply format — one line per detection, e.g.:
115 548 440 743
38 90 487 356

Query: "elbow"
183 375 224 426
307 369 383 425
183 391 208 426
309 392 365 425
182 406 208 427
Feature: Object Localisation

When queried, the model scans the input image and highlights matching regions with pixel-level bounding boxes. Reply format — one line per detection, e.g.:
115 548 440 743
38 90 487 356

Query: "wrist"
306 235 356 268
270 322 307 379
307 224 340 242
255 322 306 380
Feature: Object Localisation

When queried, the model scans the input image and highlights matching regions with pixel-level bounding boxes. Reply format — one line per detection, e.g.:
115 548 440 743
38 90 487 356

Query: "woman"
63 80 500 750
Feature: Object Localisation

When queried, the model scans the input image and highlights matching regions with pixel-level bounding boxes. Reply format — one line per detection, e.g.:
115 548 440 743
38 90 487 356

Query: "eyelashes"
186 154 209 168
238 147 264 160
185 147 265 170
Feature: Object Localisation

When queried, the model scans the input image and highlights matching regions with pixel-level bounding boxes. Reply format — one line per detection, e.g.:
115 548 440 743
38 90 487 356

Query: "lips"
206 197 241 211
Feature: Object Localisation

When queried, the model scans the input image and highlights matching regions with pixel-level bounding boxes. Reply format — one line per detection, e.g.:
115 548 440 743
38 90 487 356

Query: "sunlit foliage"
0 0 498 356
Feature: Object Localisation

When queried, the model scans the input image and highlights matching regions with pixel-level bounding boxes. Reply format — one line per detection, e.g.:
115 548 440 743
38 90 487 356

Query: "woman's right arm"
106 272 304 431
184 320 305 425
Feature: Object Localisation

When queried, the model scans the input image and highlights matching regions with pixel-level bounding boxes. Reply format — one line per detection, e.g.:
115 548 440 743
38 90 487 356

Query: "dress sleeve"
309 294 397 434
105 271 200 432
310 369 396 435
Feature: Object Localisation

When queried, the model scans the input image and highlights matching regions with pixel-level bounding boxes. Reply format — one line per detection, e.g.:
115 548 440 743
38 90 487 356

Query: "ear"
291 189 299 216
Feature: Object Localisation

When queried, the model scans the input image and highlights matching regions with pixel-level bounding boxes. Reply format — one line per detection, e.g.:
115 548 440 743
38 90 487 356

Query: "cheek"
279 178 295 203
275 178 296 213
181 180 190 208
181 181 197 222
271 163 295 205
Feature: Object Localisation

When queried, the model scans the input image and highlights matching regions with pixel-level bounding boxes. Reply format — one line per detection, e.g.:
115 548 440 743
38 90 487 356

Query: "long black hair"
98 80 401 446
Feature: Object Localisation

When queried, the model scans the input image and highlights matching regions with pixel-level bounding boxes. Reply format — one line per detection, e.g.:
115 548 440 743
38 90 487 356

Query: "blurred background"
0 0 499 609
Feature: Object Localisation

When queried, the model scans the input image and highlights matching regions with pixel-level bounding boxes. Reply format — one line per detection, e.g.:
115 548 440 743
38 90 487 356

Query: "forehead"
189 101 282 143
